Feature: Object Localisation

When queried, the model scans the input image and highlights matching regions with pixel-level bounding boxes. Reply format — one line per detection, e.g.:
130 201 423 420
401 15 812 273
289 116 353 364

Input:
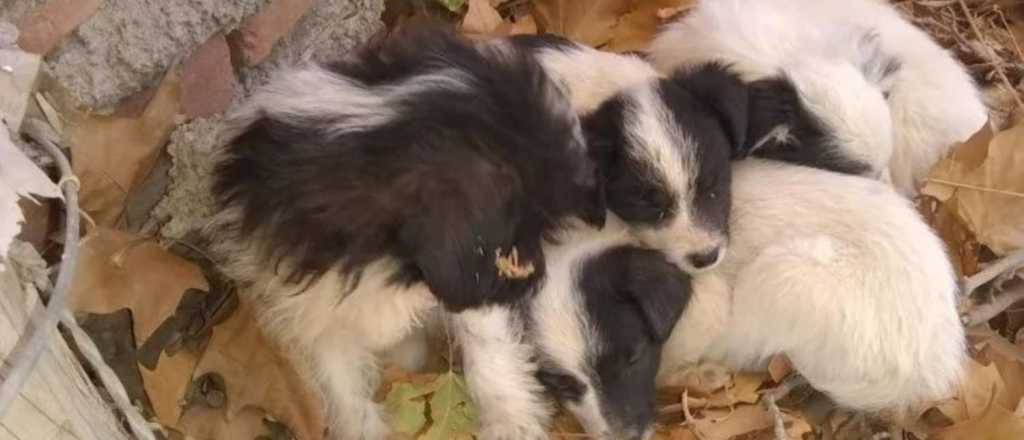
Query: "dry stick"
958 0 1024 109
59 311 155 440
962 281 1024 326
961 249 1024 296
0 120 81 417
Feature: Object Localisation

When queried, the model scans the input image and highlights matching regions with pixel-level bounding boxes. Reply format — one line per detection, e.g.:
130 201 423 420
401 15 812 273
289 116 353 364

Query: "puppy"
391 217 693 440
659 159 966 415
500 34 746 272
207 28 604 439
648 0 987 195
528 218 691 440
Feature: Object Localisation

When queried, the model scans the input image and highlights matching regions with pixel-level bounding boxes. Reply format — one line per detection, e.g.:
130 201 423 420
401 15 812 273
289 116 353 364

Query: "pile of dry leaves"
8 1 1024 439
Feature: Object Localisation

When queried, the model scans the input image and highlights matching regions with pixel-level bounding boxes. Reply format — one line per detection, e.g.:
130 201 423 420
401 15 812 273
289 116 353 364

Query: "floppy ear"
745 77 802 154
670 63 750 158
399 158 541 312
621 249 693 341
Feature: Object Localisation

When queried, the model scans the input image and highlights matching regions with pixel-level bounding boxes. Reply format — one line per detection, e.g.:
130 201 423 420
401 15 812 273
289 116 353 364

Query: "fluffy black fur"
212 28 605 311
743 76 873 175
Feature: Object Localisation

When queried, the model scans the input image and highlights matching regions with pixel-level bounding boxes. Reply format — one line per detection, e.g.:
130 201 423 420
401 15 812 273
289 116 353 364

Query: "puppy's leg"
309 333 391 440
454 306 551 440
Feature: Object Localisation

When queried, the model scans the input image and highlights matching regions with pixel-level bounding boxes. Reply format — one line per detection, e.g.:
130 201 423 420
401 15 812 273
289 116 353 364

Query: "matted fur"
649 0 987 195
658 160 966 413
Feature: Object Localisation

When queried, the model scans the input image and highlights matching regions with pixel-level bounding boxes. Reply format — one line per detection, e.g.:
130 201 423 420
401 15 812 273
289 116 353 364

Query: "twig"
957 0 1024 109
961 280 1024 326
59 311 155 440
922 178 1024 198
961 249 1024 296
764 392 789 440
996 8 1024 64
0 120 81 417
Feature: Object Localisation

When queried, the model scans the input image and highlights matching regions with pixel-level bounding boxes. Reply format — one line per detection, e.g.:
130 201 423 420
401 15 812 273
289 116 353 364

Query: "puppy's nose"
687 247 721 269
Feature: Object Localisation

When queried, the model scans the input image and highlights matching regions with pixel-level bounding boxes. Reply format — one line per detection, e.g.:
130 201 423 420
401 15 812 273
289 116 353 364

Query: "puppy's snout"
687 247 722 269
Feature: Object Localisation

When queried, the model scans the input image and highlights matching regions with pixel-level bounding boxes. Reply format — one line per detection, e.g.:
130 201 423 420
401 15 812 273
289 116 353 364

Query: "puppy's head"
584 67 741 272
530 243 691 439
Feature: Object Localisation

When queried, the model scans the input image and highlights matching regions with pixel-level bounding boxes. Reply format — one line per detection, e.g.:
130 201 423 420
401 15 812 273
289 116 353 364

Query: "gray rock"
238 0 384 93
147 117 220 241
46 0 268 112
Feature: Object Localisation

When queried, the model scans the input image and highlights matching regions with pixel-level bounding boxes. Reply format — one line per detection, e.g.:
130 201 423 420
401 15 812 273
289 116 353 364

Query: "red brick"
181 33 235 119
15 0 100 55
228 0 313 66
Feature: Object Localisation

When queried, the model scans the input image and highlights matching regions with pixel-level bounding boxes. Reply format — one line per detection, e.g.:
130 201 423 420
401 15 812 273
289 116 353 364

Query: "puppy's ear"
745 77 801 154
671 64 750 158
399 158 539 312
621 249 693 341
580 98 625 224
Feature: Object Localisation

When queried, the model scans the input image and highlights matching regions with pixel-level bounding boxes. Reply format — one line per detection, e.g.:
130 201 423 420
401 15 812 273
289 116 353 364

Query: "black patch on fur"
578 245 692 435
745 77 873 175
212 27 605 311
670 63 750 153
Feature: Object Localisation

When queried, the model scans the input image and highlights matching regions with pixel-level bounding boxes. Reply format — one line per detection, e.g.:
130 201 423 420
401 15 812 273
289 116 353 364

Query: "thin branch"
957 0 1024 109
0 120 81 417
962 249 1024 296
59 311 155 440
961 280 1024 326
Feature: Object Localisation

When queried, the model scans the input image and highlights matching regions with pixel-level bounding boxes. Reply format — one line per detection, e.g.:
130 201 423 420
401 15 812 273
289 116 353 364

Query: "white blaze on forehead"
622 84 697 203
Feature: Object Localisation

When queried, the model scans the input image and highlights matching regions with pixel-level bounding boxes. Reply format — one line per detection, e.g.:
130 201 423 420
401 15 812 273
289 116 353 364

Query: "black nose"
687 247 721 269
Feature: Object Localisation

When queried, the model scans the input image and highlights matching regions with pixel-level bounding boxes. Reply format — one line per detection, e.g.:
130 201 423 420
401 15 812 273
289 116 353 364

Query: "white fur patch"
648 0 987 196
659 160 966 412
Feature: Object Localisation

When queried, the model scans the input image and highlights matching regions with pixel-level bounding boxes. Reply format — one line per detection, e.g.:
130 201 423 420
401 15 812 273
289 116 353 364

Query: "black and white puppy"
648 0 987 195
527 218 691 440
207 28 605 440
498 34 745 272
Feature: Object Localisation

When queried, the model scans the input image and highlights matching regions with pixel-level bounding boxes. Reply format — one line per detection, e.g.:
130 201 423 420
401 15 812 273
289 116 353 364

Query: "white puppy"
659 159 966 414
649 0 987 195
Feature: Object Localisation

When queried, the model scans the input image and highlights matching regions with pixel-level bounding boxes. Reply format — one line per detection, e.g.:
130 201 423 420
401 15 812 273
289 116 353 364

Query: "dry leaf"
605 0 694 53
69 227 206 426
705 372 767 408
922 122 1024 255
71 69 182 227
934 390 1024 440
768 354 793 383
461 0 504 35
917 195 981 276
531 0 631 48
176 405 274 440
937 357 1005 423
181 301 323 440
0 122 61 262
690 404 774 439
493 15 538 36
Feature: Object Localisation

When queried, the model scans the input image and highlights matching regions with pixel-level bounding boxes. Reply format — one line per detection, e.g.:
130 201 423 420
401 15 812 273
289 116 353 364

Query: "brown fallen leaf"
917 195 981 277
493 14 538 36
705 372 767 408
922 122 1024 255
934 389 1024 440
70 69 182 227
531 0 631 48
936 357 1005 423
690 404 776 439
768 354 793 383
461 0 504 35
605 0 694 53
69 227 206 426
180 301 323 440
